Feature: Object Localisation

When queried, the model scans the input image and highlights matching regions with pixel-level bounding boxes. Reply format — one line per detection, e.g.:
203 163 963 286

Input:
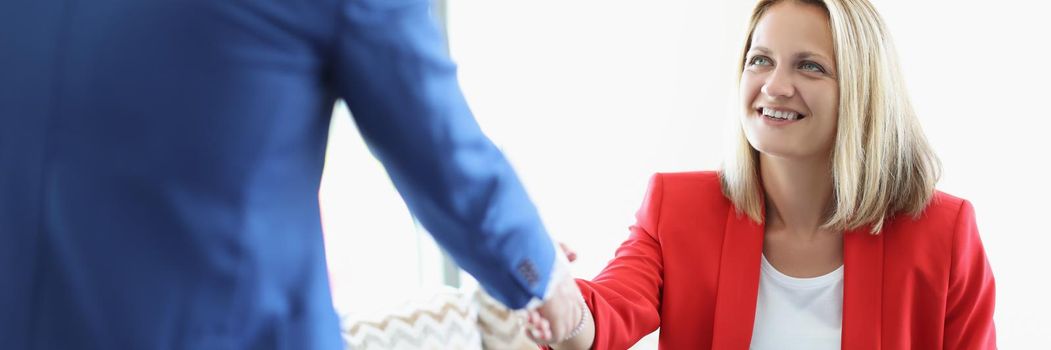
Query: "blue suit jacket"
0 0 557 348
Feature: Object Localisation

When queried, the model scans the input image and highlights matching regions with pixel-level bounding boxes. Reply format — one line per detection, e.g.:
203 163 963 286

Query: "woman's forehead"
750 2 834 59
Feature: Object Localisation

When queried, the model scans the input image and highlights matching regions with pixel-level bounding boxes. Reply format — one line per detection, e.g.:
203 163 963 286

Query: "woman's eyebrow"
747 46 835 68
748 46 830 61
797 51 833 64
752 45 832 62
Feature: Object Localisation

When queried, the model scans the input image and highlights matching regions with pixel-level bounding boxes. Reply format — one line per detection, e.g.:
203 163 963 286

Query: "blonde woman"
525 0 996 348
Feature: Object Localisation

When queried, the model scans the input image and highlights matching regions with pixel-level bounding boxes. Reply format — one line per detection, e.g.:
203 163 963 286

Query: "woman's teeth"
762 107 801 121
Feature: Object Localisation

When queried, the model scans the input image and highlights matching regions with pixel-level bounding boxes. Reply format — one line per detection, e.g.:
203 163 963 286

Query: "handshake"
520 244 595 350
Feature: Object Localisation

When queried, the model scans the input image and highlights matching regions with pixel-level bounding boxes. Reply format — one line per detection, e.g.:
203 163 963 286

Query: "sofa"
341 286 537 350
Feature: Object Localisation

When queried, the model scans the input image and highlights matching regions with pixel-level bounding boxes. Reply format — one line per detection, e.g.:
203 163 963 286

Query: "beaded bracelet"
558 300 591 343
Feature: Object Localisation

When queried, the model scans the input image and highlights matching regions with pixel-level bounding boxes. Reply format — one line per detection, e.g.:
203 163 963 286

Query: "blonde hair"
720 0 940 233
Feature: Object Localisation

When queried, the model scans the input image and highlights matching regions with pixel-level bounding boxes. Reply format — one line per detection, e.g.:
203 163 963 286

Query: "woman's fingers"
559 242 577 262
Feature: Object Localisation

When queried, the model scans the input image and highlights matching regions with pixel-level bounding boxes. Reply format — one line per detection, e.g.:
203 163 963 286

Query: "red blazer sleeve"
575 174 665 350
943 200 996 349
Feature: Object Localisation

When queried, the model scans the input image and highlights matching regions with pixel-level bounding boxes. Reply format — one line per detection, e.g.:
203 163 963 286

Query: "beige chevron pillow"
471 288 538 350
341 288 483 350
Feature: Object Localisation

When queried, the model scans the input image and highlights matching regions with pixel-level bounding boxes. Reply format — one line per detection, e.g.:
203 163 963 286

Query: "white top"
750 254 844 350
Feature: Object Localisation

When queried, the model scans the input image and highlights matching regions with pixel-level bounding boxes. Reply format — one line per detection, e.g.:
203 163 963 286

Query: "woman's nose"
760 68 795 99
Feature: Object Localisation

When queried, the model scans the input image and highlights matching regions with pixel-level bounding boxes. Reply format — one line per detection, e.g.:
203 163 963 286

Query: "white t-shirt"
749 254 844 350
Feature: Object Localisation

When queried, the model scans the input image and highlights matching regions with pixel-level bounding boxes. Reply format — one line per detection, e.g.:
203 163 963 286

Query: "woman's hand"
521 242 595 349
559 242 577 263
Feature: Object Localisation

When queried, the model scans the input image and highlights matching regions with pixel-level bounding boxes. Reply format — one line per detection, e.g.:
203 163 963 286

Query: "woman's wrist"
550 299 594 350
561 300 590 341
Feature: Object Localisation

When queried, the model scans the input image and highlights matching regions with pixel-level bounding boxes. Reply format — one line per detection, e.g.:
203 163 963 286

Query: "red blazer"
577 171 995 349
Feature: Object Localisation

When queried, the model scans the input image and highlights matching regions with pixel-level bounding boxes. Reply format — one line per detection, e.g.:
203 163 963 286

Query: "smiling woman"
523 0 996 349
727 0 940 235
739 3 840 159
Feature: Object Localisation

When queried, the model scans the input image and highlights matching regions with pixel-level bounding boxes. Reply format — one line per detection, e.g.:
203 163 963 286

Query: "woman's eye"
799 61 826 73
749 56 772 67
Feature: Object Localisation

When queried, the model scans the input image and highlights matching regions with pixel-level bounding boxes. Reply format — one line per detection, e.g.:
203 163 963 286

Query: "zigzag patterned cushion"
471 289 538 350
341 288 483 350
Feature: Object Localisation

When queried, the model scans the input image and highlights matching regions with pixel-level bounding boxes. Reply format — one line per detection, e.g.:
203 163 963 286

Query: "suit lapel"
842 227 884 349
710 208 765 349
707 208 886 349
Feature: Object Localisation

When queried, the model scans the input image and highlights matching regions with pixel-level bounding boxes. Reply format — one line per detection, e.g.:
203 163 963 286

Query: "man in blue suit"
0 0 585 348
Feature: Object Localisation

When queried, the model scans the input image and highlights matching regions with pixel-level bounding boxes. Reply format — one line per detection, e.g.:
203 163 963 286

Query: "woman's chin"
748 141 824 161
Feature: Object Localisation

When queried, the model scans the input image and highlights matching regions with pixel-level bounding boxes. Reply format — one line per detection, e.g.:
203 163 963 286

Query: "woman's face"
740 1 839 161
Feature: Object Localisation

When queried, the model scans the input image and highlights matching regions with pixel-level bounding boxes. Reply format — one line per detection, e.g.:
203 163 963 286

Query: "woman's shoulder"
929 190 970 214
883 190 976 244
651 170 722 192
645 170 732 215
914 190 973 226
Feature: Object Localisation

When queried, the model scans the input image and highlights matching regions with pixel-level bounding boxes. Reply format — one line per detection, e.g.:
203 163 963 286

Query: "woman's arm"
530 174 669 350
943 200 996 348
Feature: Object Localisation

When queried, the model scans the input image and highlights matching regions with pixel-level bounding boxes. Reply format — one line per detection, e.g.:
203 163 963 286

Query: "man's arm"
328 0 560 310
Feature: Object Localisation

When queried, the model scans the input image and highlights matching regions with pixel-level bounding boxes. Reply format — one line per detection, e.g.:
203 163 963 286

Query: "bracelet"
558 300 591 343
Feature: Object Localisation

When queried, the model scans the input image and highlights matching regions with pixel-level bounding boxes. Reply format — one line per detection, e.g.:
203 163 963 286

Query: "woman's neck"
759 153 835 239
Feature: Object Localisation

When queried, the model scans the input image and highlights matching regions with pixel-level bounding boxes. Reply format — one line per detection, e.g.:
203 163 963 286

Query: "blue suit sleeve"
329 0 556 309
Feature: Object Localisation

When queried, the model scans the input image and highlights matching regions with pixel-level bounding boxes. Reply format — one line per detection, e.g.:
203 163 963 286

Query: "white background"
323 0 1051 347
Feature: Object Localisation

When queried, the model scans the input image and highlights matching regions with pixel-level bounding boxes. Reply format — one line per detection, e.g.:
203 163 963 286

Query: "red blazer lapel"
842 228 884 349
708 202 885 349
710 208 765 349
